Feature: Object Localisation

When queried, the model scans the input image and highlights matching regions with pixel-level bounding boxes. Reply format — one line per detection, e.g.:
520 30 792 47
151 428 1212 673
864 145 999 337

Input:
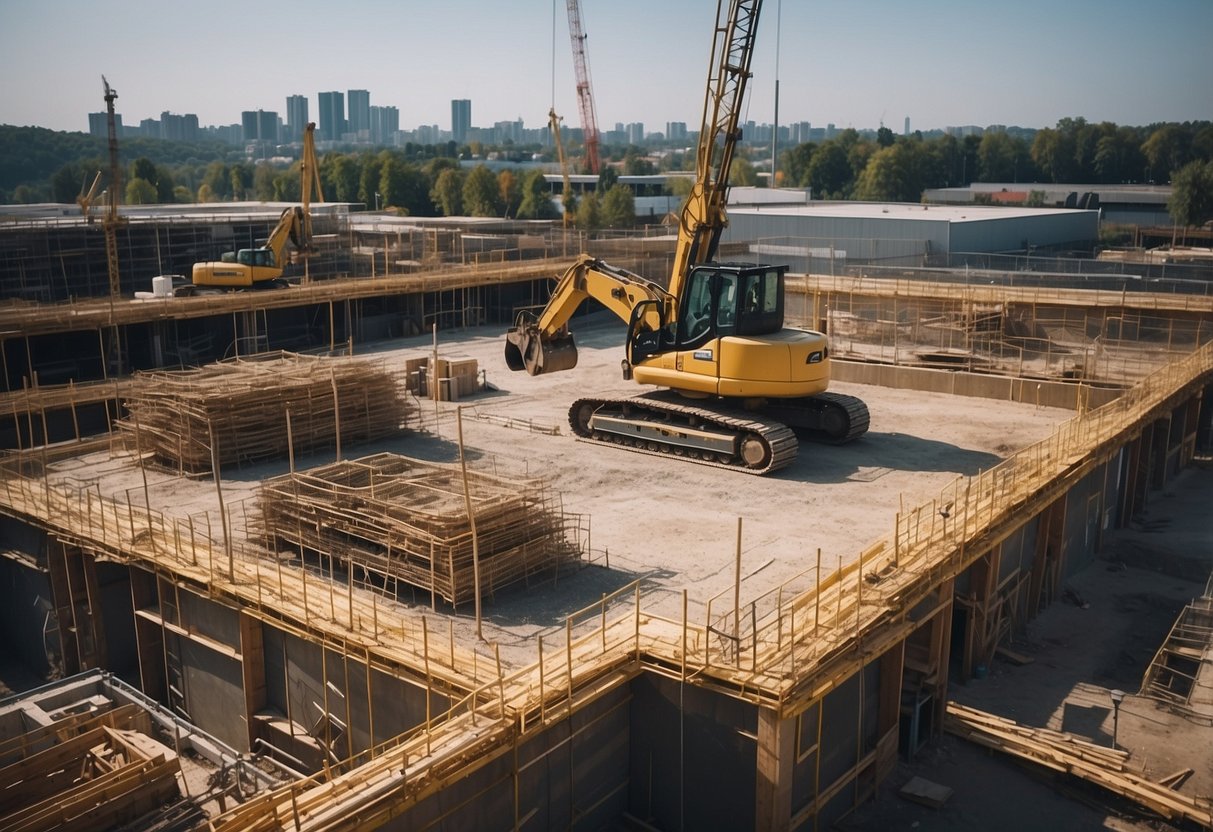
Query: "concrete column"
755 707 795 832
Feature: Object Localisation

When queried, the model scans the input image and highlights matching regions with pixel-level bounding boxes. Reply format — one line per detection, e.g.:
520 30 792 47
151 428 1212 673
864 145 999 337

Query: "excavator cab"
675 263 786 347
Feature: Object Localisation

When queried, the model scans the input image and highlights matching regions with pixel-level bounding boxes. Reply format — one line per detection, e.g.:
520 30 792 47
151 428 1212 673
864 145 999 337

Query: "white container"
152 275 174 297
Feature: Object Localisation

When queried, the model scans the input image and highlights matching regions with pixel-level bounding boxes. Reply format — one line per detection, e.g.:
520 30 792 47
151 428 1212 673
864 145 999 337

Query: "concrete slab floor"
43 316 1075 666
841 463 1213 832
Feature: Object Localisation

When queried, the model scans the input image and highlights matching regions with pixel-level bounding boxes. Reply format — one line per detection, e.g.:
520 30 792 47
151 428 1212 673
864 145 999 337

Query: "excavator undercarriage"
568 389 869 475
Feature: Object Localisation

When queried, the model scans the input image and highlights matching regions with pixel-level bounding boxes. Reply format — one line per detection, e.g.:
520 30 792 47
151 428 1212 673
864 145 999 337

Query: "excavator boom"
502 0 869 474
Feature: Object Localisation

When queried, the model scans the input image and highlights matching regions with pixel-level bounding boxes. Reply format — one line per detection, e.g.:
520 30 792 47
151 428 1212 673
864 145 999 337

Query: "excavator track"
763 391 871 445
568 393 799 475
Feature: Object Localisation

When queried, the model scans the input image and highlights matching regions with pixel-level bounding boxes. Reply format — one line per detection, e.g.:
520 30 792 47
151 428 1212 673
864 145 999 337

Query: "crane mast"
101 75 124 299
669 0 762 300
566 0 601 175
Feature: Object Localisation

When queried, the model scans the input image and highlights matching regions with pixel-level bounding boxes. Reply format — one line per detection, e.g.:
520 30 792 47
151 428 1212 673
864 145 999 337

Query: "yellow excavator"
178 122 324 295
505 0 868 474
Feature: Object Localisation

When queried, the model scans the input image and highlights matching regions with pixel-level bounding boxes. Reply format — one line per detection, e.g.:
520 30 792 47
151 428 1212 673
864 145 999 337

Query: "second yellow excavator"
177 123 324 295
505 0 868 474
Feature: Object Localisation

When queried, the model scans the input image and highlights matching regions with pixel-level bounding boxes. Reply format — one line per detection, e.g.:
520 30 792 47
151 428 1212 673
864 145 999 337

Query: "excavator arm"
504 253 671 375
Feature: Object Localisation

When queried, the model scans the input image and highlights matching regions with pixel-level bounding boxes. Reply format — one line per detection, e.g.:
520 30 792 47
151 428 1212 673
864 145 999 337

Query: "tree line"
2 117 1211 227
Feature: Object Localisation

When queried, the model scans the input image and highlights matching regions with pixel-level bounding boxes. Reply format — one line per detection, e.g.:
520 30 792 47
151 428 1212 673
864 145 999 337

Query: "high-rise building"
159 111 198 142
241 110 279 143
665 122 688 142
347 89 370 138
451 99 471 143
318 91 345 142
904 116 911 136
370 105 399 146
87 112 121 138
286 95 309 142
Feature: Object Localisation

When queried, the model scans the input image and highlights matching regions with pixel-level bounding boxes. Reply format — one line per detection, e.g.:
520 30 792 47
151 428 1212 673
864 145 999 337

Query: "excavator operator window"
679 269 717 344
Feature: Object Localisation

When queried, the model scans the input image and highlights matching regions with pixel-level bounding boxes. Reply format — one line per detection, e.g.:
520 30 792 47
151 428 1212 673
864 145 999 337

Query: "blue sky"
1 0 1210 135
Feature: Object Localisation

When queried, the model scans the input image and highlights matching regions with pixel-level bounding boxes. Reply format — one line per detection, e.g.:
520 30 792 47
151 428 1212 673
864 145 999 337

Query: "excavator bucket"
504 327 578 376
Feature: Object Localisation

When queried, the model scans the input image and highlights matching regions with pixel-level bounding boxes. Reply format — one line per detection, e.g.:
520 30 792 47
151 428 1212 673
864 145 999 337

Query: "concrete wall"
628 672 758 830
389 683 630 831
832 360 1122 411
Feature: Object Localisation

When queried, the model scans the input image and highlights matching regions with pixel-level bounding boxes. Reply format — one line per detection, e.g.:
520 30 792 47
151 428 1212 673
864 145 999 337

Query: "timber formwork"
255 453 584 607
0 333 1207 829
115 352 412 474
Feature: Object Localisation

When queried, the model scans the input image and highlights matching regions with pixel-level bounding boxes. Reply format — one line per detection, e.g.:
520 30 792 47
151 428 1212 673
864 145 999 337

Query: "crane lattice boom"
566 0 601 175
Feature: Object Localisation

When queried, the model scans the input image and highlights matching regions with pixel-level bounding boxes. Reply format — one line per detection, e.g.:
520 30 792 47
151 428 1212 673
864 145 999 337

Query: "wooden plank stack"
115 351 413 474
255 452 582 607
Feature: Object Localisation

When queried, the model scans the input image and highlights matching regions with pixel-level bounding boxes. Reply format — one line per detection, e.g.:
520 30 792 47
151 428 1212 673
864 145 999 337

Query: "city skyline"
2 0 1211 137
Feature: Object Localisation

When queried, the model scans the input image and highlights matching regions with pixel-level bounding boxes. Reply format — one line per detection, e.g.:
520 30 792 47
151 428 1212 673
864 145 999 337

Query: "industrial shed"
721 201 1100 271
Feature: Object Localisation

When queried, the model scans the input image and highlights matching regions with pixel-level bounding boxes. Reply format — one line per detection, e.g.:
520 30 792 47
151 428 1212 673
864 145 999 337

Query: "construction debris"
115 351 413 474
255 452 584 606
944 701 1213 827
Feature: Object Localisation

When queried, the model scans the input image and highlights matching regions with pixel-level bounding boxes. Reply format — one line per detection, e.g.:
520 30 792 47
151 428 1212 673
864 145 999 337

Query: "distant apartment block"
87 112 122 138
241 109 279 143
318 91 345 142
285 94 309 143
451 99 471 144
370 105 399 146
347 89 371 139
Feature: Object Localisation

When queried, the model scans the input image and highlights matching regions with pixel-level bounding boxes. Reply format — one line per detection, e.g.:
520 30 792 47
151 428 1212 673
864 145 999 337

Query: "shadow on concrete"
769 431 1004 485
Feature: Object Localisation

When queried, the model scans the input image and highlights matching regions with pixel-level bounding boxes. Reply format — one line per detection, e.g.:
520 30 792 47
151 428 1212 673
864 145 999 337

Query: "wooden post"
734 516 742 667
456 407 483 640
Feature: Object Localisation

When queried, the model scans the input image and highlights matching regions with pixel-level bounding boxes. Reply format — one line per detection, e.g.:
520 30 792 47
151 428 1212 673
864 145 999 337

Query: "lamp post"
374 192 381 211
1109 689 1125 749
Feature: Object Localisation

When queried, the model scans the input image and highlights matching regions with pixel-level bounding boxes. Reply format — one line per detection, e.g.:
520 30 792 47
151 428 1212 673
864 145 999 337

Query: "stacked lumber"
255 452 581 606
944 701 1212 827
116 351 413 474
0 724 181 832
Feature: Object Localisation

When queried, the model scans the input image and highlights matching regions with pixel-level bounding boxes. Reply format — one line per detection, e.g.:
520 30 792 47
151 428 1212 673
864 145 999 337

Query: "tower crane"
548 109 574 227
101 76 124 299
506 0 869 475
565 0 601 175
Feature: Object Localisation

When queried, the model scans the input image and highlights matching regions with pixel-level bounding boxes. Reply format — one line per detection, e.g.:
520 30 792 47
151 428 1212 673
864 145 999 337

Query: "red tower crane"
565 0 601 175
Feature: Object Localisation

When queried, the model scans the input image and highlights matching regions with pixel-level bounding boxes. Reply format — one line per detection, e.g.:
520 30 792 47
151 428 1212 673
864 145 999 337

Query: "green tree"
51 163 88 204
394 163 433 216
1141 124 1189 182
462 164 501 216
806 141 851 198
876 126 896 148
229 163 253 201
130 157 157 184
497 169 522 218
1168 160 1213 227
378 159 409 211
325 155 362 203
781 143 816 188
252 162 277 201
575 192 602 230
600 183 636 228
729 157 757 186
125 177 157 204
359 153 387 206
173 185 194 203
976 130 1024 182
516 169 559 219
201 161 230 200
597 165 619 192
153 164 175 203
430 168 464 216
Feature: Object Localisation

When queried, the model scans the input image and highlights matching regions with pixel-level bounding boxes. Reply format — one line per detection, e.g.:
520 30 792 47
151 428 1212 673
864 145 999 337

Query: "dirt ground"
46 314 1075 664
841 463 1213 832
